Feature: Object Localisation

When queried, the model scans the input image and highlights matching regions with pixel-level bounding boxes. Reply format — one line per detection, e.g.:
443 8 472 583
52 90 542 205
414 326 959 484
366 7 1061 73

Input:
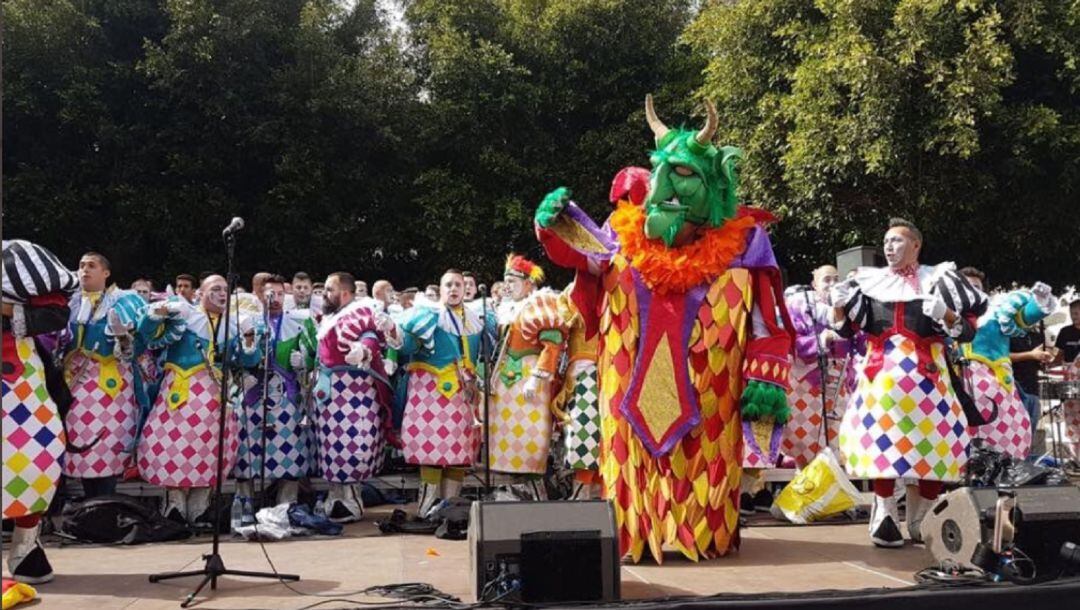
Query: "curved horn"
695 100 718 147
644 94 669 142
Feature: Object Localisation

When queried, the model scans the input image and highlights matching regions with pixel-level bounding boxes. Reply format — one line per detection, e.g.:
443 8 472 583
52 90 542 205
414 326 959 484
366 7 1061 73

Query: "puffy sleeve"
785 290 821 361
138 298 188 350
740 267 795 423
518 292 569 377
397 307 438 358
930 267 988 341
836 279 872 333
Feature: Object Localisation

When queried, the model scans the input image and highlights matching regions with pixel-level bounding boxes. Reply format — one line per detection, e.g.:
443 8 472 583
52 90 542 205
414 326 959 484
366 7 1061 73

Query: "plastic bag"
772 448 864 524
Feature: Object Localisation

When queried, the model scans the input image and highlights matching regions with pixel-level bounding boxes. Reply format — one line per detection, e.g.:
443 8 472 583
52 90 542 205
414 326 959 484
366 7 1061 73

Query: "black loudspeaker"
468 500 620 603
924 486 1080 578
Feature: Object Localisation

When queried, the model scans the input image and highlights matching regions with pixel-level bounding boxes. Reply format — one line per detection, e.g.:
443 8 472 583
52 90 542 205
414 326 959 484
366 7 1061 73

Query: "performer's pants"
873 479 942 500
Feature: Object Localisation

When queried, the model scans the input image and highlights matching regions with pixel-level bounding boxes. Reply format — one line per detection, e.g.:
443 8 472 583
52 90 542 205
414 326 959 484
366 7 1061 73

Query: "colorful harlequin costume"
60 287 146 488
3 239 78 583
781 288 857 468
963 285 1055 459
552 280 603 498
234 308 318 506
313 300 398 521
834 261 987 545
395 295 496 515
535 96 793 563
136 296 260 523
487 257 568 482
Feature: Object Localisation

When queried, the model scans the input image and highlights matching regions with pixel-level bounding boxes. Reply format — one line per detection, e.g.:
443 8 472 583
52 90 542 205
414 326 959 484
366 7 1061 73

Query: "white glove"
107 309 131 338
921 294 948 322
344 342 373 368
289 350 306 370
523 374 546 402
829 282 852 308
1031 281 1054 310
373 312 395 334
383 359 397 377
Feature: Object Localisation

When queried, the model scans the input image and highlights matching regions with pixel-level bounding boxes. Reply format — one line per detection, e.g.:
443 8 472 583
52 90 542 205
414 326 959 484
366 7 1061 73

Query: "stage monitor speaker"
924 486 1080 577
468 500 620 603
836 246 883 278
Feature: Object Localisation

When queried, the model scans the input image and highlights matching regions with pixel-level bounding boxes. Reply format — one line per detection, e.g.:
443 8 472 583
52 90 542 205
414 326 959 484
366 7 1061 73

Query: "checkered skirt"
839 334 968 482
781 357 845 468
316 369 384 483
234 372 315 480
564 360 600 471
3 337 65 518
965 360 1031 460
136 367 239 488
488 354 553 475
63 354 139 478
401 368 477 467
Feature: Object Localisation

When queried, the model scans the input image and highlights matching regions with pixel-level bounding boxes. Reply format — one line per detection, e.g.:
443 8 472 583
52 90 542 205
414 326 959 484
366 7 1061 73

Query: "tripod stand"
148 223 298 607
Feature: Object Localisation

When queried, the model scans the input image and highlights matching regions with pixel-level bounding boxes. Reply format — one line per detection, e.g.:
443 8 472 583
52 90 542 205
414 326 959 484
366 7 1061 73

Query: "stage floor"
2 503 935 610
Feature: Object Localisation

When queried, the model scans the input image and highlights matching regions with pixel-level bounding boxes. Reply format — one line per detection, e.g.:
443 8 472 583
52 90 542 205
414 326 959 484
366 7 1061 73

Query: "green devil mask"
642 94 742 247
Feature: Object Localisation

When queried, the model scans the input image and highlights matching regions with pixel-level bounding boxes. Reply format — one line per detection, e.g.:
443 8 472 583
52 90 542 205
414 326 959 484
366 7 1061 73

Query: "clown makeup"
201 276 228 313
883 227 920 270
503 274 530 302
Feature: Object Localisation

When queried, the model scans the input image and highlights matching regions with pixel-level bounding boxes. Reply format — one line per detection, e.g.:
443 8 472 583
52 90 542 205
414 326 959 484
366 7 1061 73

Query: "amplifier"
924 486 1080 577
467 500 620 603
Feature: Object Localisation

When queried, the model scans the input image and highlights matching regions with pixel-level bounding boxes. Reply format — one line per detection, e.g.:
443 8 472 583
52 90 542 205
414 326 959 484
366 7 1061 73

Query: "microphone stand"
478 286 493 497
257 297 275 511
149 227 298 608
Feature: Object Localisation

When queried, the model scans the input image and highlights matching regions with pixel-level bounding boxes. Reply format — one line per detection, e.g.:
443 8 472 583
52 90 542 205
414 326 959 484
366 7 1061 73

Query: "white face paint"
201 278 228 313
812 266 840 299
503 275 530 302
883 227 919 270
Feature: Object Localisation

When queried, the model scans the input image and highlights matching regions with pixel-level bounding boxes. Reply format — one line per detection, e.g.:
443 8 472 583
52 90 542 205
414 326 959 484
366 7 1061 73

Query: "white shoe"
869 494 904 548
9 523 53 584
163 488 188 523
905 485 932 544
417 482 442 519
324 483 364 523
276 480 300 506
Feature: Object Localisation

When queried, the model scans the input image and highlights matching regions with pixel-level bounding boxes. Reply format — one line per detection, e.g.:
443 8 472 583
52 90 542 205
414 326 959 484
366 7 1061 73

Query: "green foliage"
4 0 1077 290
686 0 1080 286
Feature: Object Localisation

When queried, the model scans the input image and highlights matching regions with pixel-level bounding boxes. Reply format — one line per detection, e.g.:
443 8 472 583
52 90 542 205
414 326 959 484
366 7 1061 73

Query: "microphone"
222 217 245 237
477 284 488 297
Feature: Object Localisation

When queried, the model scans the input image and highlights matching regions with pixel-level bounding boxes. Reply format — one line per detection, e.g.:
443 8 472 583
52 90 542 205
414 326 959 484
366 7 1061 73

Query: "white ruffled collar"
853 262 955 303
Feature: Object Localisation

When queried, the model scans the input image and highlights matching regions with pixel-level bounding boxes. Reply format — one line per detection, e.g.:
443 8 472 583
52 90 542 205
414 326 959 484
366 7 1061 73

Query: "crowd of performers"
5 97 1080 585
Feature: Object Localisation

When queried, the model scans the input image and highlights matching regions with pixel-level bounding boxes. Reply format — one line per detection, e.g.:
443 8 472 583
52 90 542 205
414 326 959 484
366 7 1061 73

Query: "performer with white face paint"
832 218 986 548
487 255 568 500
137 275 261 526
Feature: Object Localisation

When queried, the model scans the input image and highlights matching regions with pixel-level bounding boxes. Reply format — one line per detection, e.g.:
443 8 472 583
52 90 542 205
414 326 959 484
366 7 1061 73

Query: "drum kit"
1038 374 1080 474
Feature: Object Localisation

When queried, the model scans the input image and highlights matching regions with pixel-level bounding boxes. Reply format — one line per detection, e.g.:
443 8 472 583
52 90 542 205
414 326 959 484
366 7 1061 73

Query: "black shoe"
871 514 904 548
739 492 756 516
753 489 774 512
329 501 358 522
11 542 54 584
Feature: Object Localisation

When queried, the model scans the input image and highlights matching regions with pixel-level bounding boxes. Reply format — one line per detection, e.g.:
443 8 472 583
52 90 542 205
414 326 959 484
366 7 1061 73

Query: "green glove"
536 186 571 228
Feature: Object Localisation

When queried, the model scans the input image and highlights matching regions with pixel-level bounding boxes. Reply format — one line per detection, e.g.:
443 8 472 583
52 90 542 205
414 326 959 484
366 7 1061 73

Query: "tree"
685 0 1080 287
404 0 701 283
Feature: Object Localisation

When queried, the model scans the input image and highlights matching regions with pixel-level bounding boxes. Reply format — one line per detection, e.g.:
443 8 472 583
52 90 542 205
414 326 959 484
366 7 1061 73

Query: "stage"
5 502 940 610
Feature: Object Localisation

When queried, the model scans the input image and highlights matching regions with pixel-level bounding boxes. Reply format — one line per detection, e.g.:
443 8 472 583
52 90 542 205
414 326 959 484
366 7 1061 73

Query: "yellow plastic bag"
2 578 37 610
772 448 863 524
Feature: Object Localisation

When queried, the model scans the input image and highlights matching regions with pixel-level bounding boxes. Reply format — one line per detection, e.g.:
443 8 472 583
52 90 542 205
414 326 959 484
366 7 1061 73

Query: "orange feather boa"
610 201 756 295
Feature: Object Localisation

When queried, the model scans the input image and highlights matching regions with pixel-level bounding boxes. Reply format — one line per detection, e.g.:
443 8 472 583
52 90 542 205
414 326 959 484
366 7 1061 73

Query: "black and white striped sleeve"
839 280 871 331
2 239 79 303
933 268 988 318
